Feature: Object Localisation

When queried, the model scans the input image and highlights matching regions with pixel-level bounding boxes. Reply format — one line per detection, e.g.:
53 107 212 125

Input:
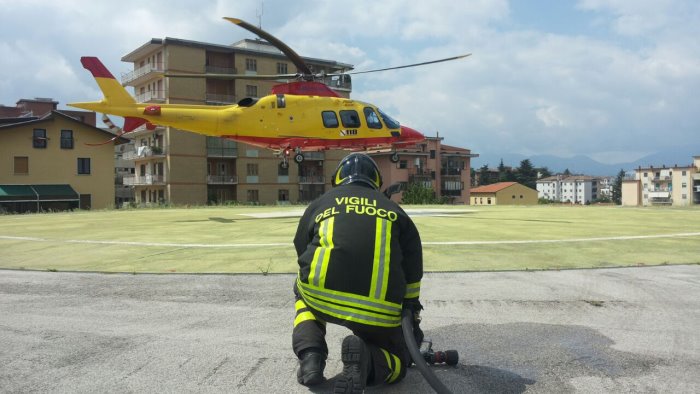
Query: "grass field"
1 205 699 273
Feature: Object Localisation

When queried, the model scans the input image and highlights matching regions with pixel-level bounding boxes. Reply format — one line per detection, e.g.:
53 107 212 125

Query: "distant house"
469 181 538 205
0 110 124 213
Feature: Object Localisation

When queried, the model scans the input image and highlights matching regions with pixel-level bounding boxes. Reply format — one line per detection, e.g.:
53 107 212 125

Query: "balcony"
135 90 166 103
303 152 325 161
205 93 236 105
123 174 165 186
320 74 352 92
208 175 238 184
206 66 237 74
409 169 433 188
122 146 166 160
652 175 672 181
299 176 325 184
122 63 163 86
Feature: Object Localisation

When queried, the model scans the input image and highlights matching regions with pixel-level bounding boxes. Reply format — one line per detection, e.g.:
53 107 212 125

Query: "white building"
537 175 601 204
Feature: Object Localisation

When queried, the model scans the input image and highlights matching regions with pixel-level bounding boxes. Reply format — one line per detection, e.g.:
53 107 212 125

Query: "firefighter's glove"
403 299 424 347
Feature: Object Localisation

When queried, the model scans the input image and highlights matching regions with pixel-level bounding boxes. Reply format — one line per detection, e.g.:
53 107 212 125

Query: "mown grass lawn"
1 205 698 273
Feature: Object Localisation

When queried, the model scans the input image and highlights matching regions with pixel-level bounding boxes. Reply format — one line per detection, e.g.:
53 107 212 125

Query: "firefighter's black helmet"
332 153 383 190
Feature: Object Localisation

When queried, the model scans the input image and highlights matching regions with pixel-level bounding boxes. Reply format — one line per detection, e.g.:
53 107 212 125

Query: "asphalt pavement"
1 265 698 393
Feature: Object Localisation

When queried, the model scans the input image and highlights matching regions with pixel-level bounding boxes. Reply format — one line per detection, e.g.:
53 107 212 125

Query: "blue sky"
1 0 698 167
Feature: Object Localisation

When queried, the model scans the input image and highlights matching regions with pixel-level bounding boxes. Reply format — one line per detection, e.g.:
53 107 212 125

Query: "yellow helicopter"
70 17 470 168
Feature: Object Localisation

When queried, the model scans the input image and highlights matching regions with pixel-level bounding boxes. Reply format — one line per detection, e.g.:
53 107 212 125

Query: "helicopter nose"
399 126 426 144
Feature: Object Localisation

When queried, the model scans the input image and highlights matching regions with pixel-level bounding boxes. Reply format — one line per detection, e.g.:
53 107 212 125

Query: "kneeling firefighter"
292 153 424 393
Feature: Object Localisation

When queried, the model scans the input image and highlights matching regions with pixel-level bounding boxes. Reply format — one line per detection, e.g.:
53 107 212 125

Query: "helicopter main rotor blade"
342 53 472 75
165 72 301 80
224 17 312 76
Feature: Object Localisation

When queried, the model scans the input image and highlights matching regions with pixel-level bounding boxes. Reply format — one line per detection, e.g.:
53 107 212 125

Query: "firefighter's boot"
297 349 326 386
334 335 371 393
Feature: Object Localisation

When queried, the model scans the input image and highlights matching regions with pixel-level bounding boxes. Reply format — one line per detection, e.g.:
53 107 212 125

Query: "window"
278 163 289 176
339 110 361 128
14 156 28 174
363 107 382 129
77 158 91 175
399 160 407 169
33 129 47 148
246 163 258 176
60 130 74 149
246 85 258 97
430 150 436 159
322 111 339 128
682 182 687 188
377 108 400 129
487 198 492 205
245 58 257 71
277 62 288 74
682 170 687 176
278 189 289 201
246 189 259 202
643 172 648 177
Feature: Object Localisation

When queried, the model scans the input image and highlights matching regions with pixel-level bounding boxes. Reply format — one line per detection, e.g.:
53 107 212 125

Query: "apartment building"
0 107 123 212
369 137 477 204
537 175 601 204
120 37 353 205
622 157 700 206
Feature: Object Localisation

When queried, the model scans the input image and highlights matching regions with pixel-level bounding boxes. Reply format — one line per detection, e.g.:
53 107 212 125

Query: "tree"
515 159 538 189
401 182 443 204
497 159 508 182
612 169 625 205
563 168 571 176
478 164 491 186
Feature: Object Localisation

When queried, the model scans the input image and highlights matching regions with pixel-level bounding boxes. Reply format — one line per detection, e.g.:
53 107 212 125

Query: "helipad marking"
1 232 699 248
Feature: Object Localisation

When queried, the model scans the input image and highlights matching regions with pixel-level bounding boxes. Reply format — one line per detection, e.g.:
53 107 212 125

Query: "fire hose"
401 308 457 394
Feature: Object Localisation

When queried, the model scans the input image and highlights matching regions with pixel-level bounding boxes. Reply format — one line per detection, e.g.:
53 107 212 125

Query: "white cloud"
1 0 698 167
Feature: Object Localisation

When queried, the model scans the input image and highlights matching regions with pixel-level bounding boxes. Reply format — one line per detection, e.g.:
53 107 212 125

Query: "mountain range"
473 147 700 177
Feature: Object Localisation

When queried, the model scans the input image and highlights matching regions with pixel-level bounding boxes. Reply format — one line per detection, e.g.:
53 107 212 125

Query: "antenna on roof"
256 1 264 29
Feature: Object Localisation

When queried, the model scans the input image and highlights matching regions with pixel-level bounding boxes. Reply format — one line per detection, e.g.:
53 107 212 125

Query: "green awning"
32 184 79 200
0 184 79 202
0 185 37 201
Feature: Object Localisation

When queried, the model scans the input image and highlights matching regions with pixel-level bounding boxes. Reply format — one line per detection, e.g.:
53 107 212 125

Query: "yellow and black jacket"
294 183 423 328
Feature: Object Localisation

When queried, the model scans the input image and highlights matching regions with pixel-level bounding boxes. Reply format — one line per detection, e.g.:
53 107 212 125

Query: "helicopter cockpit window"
339 110 361 128
378 108 400 130
363 107 382 129
322 111 339 128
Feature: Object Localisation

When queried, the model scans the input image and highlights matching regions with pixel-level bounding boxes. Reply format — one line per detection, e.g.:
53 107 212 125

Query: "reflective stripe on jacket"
294 184 423 328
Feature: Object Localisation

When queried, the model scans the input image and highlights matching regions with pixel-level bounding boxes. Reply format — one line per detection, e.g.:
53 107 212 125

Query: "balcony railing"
303 152 325 161
205 93 236 104
121 63 164 85
299 176 325 184
122 146 166 160
135 90 166 103
205 66 237 74
123 174 165 186
207 175 238 184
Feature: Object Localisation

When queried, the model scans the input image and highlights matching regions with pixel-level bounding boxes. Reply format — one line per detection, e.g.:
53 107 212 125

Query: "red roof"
470 182 517 194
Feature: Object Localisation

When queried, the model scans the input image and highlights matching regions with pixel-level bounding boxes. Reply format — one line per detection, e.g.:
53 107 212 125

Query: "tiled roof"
470 182 517 193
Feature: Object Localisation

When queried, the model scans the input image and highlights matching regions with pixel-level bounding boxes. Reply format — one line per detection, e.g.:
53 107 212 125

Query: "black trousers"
292 288 410 385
